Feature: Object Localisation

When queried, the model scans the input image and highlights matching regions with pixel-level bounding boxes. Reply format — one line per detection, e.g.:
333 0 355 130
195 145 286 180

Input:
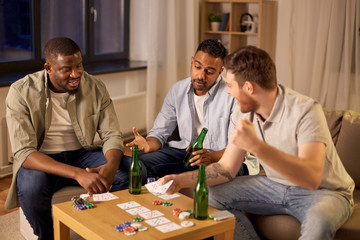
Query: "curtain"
276 0 360 112
146 0 200 130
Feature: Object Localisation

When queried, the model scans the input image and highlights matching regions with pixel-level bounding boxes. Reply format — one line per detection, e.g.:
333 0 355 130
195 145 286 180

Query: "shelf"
200 0 276 57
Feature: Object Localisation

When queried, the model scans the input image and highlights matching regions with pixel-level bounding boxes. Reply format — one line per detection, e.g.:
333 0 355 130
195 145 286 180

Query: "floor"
0 175 17 216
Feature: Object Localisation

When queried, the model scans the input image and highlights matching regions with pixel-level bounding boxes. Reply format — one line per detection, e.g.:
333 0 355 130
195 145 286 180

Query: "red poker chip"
123 226 137 233
172 208 183 216
152 200 163 205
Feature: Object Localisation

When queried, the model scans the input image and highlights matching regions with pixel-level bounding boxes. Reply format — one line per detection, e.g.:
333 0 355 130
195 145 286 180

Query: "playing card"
155 222 182 233
116 201 141 210
92 192 119 202
139 210 164 219
145 217 171 227
158 193 180 200
125 206 151 215
145 180 173 195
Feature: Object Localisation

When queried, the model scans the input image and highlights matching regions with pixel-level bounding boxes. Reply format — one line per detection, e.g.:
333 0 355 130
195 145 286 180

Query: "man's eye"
195 65 201 69
206 70 216 75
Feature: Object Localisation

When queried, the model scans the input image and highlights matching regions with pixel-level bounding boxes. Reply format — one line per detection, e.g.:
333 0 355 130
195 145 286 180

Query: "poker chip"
123 221 132 227
181 220 195 227
152 200 163 205
179 211 191 220
162 201 173 206
173 208 183 216
80 194 90 203
133 217 144 222
74 204 86 210
137 225 148 232
124 231 137 236
123 226 137 234
114 225 125 232
147 177 156 183
71 196 85 206
131 222 142 229
184 209 193 214
84 203 94 209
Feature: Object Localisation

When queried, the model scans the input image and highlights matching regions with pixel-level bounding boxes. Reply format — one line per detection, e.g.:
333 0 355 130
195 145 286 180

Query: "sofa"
20 109 360 240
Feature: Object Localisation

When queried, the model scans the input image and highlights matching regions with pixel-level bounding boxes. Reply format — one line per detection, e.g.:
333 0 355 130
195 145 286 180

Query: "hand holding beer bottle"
183 128 208 169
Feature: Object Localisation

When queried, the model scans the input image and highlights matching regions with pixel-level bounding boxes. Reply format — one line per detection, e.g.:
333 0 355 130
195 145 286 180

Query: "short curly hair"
195 39 228 62
44 37 81 62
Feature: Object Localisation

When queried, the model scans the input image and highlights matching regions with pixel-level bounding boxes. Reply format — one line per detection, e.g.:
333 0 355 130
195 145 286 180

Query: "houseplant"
209 13 221 31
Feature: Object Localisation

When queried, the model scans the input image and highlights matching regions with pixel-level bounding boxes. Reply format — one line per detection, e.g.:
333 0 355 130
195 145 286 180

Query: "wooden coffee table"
53 188 235 240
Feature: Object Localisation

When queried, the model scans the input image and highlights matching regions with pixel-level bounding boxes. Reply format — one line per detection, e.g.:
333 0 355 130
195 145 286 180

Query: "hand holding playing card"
157 175 181 194
145 179 174 195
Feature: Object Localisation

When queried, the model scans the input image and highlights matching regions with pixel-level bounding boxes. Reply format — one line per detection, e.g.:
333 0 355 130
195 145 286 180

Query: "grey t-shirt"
237 85 354 205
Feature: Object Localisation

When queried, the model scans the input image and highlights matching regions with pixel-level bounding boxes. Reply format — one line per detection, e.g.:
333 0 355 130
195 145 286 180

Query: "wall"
0 0 149 177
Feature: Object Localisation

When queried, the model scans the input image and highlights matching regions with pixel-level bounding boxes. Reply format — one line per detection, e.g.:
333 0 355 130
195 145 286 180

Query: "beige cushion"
323 109 345 145
335 110 360 187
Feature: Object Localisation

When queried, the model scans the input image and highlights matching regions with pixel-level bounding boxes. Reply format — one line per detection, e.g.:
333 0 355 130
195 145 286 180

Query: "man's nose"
196 70 206 80
70 69 81 78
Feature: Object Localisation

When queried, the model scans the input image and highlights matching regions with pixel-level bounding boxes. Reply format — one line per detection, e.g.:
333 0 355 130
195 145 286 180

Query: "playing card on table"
116 201 141 210
92 192 119 202
145 217 171 227
125 206 151 215
139 210 164 219
158 193 180 200
155 222 182 233
145 180 173 195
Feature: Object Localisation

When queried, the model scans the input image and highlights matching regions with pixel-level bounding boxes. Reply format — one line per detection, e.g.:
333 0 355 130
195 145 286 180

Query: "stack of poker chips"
71 194 94 210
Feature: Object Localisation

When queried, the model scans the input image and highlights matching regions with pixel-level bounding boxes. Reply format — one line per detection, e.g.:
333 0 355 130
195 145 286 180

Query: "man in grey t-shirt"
159 46 354 239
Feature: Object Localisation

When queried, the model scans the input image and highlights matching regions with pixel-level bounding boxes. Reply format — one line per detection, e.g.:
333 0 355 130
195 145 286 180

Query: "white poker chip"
138 225 148 231
179 212 190 220
181 220 195 227
124 231 137 236
80 194 90 203
131 223 142 229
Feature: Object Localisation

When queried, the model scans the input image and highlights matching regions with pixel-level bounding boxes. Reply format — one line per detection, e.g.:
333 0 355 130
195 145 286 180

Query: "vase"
210 22 220 31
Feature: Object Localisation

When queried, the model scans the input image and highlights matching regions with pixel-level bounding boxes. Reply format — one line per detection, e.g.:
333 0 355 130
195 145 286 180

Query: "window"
0 0 129 74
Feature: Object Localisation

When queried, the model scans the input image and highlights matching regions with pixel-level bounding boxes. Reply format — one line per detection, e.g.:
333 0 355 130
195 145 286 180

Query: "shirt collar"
258 84 284 124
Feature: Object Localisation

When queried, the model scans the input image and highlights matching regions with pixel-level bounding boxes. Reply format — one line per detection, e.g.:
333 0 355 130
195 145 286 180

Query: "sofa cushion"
335 110 360 187
323 109 345 145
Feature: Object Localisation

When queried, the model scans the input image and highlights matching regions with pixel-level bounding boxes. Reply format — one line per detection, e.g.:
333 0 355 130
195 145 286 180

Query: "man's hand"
231 119 260 153
126 127 151 153
158 175 182 194
86 162 117 192
75 169 109 195
187 147 213 166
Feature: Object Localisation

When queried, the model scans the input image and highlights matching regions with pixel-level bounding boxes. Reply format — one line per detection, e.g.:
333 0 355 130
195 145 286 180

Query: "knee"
17 168 52 204
208 185 228 210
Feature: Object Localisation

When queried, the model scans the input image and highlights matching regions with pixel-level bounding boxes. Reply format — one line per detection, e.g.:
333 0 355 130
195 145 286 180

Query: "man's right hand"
125 127 151 153
75 169 109 195
158 174 182 194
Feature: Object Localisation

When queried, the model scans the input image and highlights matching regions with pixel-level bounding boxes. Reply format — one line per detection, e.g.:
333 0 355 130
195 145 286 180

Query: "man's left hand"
86 163 117 192
188 148 213 166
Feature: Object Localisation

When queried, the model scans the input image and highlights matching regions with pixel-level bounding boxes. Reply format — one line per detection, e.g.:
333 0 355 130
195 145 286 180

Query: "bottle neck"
197 164 206 185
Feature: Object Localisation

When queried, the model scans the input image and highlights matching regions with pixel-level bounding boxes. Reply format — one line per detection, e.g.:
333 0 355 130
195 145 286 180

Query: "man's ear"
244 81 254 94
44 62 51 74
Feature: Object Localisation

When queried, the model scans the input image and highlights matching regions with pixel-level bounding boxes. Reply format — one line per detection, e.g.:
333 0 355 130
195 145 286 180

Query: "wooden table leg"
53 215 70 240
216 229 234 240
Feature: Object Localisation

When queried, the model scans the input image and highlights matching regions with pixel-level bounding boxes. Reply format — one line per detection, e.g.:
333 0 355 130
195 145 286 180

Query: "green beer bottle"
194 164 208 220
183 128 208 169
129 145 142 194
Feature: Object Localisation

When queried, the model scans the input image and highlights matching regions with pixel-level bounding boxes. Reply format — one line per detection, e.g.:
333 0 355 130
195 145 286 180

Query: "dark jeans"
122 145 249 180
17 148 129 240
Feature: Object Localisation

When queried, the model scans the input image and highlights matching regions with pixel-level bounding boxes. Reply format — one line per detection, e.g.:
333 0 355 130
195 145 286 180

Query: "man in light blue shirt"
125 39 254 179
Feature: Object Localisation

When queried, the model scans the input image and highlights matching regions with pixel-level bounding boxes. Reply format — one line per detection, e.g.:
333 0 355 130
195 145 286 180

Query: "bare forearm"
145 136 162 152
250 141 325 190
22 152 82 179
208 149 225 163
